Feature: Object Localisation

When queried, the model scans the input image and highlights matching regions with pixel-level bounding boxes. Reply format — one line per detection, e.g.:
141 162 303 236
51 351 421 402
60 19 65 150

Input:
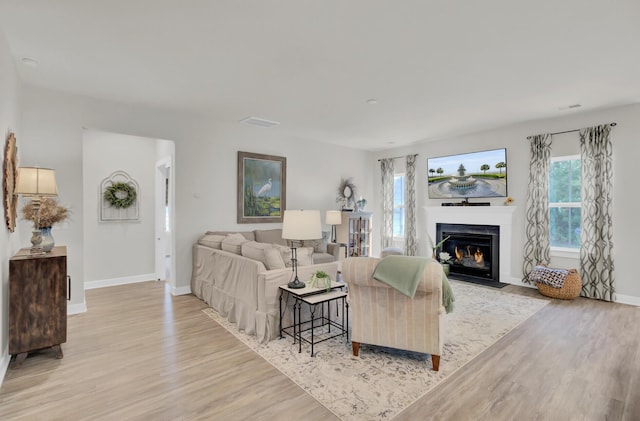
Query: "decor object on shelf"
103 182 137 208
504 196 513 206
356 196 367 212
336 177 357 210
282 209 322 289
325 210 342 243
39 227 55 252
100 171 139 221
22 197 69 253
4 132 18 232
308 270 332 291
237 151 286 224
15 167 58 254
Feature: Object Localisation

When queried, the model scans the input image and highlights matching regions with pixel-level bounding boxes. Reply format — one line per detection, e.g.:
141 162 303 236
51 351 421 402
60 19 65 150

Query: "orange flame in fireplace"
454 245 485 266
455 246 463 261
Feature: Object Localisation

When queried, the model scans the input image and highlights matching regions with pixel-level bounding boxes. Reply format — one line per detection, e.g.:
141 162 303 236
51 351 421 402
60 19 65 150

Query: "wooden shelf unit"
336 211 372 257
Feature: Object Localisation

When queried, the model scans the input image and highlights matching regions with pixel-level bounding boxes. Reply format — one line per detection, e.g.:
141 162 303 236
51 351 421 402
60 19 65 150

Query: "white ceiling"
1 0 639 151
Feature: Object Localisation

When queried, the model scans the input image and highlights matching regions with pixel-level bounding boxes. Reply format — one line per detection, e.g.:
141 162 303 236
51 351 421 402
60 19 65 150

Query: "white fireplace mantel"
425 206 517 284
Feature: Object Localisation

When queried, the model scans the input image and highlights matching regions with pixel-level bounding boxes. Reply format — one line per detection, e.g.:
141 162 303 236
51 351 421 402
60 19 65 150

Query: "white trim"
85 273 157 290
68 301 88 314
615 294 640 307
550 154 580 162
172 285 192 296
550 248 580 259
0 347 10 387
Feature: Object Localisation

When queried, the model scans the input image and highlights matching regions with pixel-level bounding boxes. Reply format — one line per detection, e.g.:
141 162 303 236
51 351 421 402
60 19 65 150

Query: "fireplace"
436 223 500 284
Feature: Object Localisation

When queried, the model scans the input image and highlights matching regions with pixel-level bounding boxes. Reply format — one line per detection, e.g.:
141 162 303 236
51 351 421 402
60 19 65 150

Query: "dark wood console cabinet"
9 246 67 368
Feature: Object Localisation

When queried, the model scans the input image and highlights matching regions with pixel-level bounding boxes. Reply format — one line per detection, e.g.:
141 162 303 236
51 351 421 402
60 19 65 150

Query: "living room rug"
202 280 549 420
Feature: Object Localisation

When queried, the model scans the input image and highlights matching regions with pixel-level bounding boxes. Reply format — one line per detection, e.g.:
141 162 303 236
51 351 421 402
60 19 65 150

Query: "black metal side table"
279 282 349 356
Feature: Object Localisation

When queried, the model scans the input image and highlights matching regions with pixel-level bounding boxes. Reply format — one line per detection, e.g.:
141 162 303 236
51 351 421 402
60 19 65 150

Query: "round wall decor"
4 133 18 232
104 182 137 209
336 177 357 210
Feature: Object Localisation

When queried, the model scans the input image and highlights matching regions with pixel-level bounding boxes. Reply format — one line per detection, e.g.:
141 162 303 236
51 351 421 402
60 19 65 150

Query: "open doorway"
155 157 173 283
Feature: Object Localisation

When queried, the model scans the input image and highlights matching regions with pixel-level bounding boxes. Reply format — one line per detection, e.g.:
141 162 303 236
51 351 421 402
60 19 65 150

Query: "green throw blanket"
372 256 455 313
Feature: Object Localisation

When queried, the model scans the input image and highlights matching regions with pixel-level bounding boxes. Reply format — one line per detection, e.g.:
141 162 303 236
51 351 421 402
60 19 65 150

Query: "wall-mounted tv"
427 148 507 199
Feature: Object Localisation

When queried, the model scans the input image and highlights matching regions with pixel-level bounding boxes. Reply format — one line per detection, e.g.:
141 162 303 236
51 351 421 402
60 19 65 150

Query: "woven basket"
536 269 582 300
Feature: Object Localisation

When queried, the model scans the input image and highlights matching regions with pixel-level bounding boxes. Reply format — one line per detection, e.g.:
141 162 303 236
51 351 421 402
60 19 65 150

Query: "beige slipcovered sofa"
191 229 340 343
342 256 446 371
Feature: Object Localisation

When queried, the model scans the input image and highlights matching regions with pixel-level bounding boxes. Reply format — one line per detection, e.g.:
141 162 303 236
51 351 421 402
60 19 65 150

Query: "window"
393 174 405 239
549 155 581 251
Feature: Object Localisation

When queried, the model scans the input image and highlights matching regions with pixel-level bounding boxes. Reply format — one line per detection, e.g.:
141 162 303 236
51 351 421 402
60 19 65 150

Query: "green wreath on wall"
104 182 137 209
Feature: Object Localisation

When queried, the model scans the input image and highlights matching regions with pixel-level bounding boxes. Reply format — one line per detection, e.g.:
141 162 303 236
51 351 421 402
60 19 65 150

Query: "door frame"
155 156 175 288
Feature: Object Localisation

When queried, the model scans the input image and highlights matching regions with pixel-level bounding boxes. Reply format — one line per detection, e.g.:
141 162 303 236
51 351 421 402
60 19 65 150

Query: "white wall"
371 103 640 304
0 29 23 382
82 130 157 284
19 86 371 305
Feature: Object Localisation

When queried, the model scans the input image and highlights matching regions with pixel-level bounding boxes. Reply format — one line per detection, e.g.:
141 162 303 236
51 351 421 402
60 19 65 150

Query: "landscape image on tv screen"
427 148 507 199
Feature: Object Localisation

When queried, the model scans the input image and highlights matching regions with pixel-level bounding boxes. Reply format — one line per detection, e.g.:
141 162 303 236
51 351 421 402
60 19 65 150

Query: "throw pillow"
272 243 294 267
241 241 270 266
271 243 314 268
303 231 329 254
264 246 286 270
198 234 226 249
529 265 569 288
297 246 314 266
254 229 288 246
221 233 250 255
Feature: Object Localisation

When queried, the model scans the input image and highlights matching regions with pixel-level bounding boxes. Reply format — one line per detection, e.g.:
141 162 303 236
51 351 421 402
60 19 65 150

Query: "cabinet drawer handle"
67 275 71 301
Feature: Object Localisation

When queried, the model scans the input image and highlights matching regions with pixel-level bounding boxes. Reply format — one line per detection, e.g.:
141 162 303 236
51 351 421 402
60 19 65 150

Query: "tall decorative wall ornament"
336 177 357 210
3 132 18 232
100 170 140 221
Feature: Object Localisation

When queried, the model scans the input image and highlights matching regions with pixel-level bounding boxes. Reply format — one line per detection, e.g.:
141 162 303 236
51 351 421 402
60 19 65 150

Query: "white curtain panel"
522 133 552 282
579 125 615 301
404 154 418 256
380 158 394 250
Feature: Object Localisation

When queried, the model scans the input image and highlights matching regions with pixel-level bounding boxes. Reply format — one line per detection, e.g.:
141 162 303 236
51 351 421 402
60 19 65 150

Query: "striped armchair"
342 256 445 371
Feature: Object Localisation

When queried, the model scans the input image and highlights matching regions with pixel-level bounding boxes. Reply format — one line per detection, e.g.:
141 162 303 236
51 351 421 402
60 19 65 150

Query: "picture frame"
237 151 286 223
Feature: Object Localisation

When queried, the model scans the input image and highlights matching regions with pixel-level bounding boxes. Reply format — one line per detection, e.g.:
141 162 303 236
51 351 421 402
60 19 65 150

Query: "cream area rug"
202 280 549 421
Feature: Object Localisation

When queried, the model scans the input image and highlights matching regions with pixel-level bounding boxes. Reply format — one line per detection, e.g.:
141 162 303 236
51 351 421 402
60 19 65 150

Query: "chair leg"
431 354 440 371
352 341 360 356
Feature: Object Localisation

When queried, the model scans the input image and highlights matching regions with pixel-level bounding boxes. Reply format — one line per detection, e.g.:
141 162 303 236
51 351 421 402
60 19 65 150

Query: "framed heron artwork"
237 151 287 223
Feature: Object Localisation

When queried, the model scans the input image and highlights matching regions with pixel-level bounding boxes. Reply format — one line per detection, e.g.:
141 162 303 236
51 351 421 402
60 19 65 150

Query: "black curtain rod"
377 153 419 162
526 122 616 139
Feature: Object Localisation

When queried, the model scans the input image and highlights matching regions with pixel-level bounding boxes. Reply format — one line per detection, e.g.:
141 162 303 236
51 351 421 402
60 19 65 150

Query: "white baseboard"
0 347 10 387
85 273 157 290
172 285 192 296
68 301 88 314
502 276 536 289
615 294 640 307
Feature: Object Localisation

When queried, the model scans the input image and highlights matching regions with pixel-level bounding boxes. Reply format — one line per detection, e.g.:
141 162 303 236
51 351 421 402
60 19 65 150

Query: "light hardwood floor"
1 281 639 420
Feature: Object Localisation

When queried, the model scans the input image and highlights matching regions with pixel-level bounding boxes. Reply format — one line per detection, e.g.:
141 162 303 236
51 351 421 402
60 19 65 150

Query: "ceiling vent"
239 116 280 128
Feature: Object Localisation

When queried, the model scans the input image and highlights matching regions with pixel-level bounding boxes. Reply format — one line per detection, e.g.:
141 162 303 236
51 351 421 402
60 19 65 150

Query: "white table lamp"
325 210 342 243
15 167 58 253
282 209 321 289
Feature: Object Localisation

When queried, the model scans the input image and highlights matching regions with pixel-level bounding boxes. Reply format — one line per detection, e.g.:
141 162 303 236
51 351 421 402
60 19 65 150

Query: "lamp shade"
15 167 58 196
282 210 322 240
325 210 342 225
